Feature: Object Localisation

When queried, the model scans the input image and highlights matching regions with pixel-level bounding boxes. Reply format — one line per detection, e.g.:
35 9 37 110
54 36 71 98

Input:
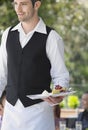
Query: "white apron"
1 100 55 130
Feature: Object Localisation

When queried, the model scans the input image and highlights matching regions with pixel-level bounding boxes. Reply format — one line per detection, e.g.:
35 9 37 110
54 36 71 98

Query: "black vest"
6 26 52 107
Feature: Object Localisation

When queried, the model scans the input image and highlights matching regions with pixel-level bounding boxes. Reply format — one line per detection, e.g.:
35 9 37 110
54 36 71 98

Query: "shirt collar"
11 18 47 34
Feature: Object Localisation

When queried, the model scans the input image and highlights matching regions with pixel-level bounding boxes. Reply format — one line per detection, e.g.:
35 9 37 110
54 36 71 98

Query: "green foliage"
60 95 80 109
0 1 18 30
67 95 80 108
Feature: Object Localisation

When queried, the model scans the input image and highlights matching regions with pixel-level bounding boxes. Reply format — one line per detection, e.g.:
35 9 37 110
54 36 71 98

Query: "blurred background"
0 0 88 100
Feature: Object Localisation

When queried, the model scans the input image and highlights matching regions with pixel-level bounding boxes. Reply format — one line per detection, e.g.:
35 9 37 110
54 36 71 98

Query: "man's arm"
46 30 69 88
0 27 10 96
44 29 69 105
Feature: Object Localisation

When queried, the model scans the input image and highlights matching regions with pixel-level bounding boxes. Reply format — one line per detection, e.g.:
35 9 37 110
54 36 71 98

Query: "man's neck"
21 17 40 34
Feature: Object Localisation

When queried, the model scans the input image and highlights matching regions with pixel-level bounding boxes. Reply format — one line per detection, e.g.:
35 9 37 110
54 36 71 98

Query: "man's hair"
31 0 41 7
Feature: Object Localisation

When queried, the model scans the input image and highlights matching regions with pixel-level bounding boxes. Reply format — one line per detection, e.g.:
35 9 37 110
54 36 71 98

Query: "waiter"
0 0 69 130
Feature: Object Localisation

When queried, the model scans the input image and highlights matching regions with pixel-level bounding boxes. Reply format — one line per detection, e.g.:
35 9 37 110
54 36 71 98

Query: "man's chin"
18 17 24 22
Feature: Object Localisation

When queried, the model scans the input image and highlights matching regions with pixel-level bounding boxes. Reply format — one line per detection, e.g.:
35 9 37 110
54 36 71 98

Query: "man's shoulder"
46 26 63 41
46 26 54 35
78 111 84 116
1 26 11 39
3 26 11 33
77 111 84 120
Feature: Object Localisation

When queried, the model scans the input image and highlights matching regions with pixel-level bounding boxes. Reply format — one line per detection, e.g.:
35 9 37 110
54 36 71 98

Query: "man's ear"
34 1 41 10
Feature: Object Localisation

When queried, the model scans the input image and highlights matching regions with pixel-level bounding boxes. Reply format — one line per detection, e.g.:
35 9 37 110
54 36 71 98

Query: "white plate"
27 91 76 100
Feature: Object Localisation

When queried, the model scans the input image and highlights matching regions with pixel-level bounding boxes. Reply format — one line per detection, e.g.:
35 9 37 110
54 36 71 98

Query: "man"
77 92 88 130
0 0 69 130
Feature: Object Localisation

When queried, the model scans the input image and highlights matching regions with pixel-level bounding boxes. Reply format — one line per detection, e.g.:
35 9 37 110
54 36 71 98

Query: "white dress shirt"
0 18 69 130
0 18 69 97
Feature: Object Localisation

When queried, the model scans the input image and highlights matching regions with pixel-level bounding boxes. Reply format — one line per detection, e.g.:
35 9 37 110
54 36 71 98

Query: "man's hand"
42 85 66 106
42 96 64 106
